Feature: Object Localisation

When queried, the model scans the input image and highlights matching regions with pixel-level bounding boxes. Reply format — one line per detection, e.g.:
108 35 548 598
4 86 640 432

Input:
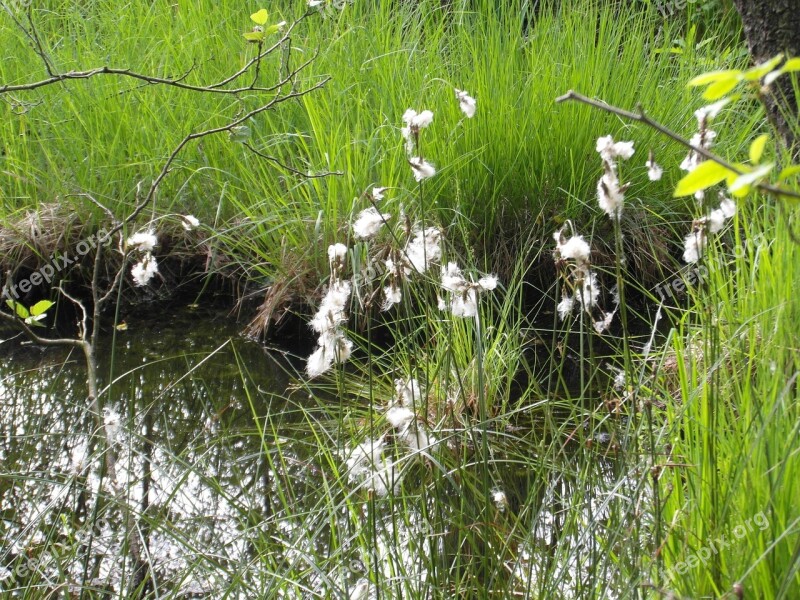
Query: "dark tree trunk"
732 0 800 150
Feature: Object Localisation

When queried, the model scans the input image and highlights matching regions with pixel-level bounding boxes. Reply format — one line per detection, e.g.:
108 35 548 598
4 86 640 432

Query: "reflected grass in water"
0 307 648 598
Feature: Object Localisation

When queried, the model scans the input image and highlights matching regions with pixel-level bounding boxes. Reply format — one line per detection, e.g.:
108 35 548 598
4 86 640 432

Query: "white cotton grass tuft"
382 284 402 311
681 130 717 174
646 153 663 181
478 275 498 291
408 156 437 181
181 215 200 231
439 263 499 317
386 406 415 429
694 98 730 124
345 436 400 496
306 279 353 378
131 253 158 286
310 280 351 334
328 243 348 264
557 295 575 320
454 88 477 118
554 232 591 264
681 194 736 263
450 288 478 317
491 489 508 512
719 196 736 218
441 262 468 293
397 424 436 453
708 208 727 234
404 227 441 274
597 171 625 220
402 108 434 130
593 308 616 334
596 135 635 162
305 331 353 378
371 186 387 201
576 270 600 308
395 378 422 407
127 230 158 253
353 207 390 240
683 229 707 264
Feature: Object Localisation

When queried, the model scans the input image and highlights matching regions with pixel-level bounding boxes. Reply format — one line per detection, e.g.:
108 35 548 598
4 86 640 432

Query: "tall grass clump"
0 0 744 301
552 55 800 597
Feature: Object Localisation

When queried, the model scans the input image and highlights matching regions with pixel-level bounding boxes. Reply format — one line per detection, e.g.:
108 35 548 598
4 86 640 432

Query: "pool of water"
0 307 638 598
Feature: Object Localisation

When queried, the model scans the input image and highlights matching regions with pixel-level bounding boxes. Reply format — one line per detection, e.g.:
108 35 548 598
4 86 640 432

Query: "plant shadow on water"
0 304 646 598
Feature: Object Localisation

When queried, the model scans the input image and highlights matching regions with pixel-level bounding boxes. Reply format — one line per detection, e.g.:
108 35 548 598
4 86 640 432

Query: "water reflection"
0 308 638 598
0 309 298 597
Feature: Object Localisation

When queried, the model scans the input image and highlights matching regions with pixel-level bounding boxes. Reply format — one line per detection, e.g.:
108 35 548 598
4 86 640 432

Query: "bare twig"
556 90 800 201
0 13 313 96
242 142 343 178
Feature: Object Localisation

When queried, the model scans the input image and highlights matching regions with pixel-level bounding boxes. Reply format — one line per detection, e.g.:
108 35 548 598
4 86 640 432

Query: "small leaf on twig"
674 161 735 198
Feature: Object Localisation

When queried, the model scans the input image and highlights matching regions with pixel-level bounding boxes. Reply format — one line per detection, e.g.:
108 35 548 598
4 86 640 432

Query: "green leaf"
781 57 800 73
263 22 285 36
250 9 269 25
687 69 741 87
728 163 774 194
243 31 266 43
749 134 769 164
778 165 800 181
674 160 735 197
702 75 740 100
743 55 784 80
6 299 29 319
29 300 54 317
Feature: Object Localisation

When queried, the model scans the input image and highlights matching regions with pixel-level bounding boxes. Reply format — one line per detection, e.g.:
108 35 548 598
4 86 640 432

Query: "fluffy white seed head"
576 269 600 308
556 235 591 264
478 275 498 291
404 227 441 274
353 207 390 240
131 253 158 286
328 243 348 263
408 157 437 181
395 378 422 407
646 157 663 181
683 229 707 264
441 262 468 293
181 215 200 231
450 288 478 317
386 406 415 430
596 135 635 162
371 186 387 201
597 172 624 220
382 284 402 311
127 230 158 253
455 88 477 118
557 295 575 320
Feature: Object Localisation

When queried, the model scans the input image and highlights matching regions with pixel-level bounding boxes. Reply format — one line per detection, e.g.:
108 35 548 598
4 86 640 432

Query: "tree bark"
731 0 800 150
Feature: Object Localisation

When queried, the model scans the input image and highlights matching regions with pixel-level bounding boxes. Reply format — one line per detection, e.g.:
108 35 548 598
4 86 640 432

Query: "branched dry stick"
0 5 314 96
556 90 800 202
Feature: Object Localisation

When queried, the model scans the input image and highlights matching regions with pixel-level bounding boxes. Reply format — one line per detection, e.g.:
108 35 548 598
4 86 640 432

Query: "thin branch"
0 306 85 349
69 193 120 227
0 13 312 96
55 284 89 339
556 90 800 201
242 142 343 178
105 73 331 241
